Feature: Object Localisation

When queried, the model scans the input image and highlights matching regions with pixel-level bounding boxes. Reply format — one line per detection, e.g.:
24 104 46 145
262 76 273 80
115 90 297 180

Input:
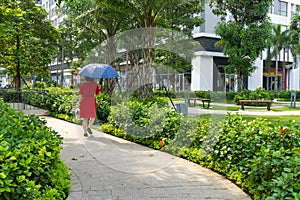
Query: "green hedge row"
101 100 300 200
1 88 111 123
153 89 300 102
0 100 70 199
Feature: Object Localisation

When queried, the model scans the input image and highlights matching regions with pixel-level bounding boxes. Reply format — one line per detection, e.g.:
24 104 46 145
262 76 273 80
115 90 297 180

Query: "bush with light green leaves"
0 100 70 200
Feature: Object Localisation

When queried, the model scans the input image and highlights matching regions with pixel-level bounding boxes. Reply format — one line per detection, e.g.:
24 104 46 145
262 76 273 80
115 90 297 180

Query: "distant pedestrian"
79 76 100 137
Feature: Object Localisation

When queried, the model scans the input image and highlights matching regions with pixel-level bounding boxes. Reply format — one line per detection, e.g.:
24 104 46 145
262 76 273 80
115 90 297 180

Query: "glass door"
225 74 237 92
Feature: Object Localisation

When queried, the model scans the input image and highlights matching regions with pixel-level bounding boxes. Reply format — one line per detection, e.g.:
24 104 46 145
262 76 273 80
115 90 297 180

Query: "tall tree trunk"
106 35 116 65
126 50 139 93
275 51 278 92
237 67 243 92
102 35 116 95
283 48 286 90
60 47 64 87
138 27 156 98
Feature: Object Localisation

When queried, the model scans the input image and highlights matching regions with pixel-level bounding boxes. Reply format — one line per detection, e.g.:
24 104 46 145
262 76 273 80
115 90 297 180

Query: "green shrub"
277 90 290 100
162 117 217 157
226 91 238 101
0 100 70 199
153 89 176 98
204 114 300 199
1 90 22 103
32 81 46 89
194 90 210 99
96 93 111 124
106 99 181 148
194 90 229 101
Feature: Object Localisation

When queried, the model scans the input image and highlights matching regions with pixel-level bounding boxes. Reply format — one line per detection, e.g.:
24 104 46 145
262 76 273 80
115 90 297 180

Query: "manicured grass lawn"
209 105 240 111
200 102 300 112
271 106 300 111
241 115 300 124
196 113 300 125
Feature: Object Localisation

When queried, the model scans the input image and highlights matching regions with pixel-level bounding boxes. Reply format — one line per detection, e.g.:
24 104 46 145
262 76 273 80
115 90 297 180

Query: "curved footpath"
44 116 251 200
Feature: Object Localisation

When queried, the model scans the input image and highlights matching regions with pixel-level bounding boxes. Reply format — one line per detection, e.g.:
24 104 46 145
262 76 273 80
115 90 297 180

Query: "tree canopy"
210 0 273 91
289 9 300 67
57 0 204 96
0 0 59 90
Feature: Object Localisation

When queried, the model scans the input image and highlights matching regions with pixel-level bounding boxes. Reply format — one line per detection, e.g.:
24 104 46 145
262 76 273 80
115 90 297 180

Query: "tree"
59 0 130 93
265 24 289 91
57 0 204 97
210 0 273 91
289 10 300 68
115 0 204 97
0 0 59 90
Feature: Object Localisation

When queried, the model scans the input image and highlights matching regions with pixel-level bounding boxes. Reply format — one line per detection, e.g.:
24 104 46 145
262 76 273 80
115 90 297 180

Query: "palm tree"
265 24 289 91
288 13 300 69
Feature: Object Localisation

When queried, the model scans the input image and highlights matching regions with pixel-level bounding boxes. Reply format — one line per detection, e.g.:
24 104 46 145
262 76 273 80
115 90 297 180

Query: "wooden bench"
187 98 211 108
239 100 273 111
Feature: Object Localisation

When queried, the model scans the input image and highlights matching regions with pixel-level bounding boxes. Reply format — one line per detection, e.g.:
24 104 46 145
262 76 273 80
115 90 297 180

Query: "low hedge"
0 100 70 199
105 99 182 149
102 111 300 199
12 88 111 124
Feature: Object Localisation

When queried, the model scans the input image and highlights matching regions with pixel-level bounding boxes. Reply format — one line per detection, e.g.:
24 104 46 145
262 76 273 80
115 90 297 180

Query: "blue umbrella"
79 63 119 79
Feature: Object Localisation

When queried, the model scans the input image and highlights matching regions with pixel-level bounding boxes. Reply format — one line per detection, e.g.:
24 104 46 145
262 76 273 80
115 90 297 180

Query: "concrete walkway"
44 116 251 200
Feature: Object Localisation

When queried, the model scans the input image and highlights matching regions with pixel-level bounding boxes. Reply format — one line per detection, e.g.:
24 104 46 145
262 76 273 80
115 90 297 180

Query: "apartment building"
38 0 63 27
37 0 72 86
191 0 300 92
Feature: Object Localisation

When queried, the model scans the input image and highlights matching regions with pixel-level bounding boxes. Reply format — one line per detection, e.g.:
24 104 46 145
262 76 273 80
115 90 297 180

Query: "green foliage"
275 90 300 100
226 91 239 101
106 99 181 148
1 88 79 122
210 114 300 199
0 100 70 199
289 11 300 66
32 81 46 89
155 49 193 73
210 0 273 91
0 0 59 90
96 93 111 124
194 90 210 99
153 90 176 98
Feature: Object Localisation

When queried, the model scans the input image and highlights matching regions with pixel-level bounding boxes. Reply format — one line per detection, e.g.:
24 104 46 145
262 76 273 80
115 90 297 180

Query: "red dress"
79 81 100 118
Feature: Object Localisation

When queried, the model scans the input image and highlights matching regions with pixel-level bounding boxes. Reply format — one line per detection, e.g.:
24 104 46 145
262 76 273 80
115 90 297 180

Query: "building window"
279 1 288 16
291 4 300 16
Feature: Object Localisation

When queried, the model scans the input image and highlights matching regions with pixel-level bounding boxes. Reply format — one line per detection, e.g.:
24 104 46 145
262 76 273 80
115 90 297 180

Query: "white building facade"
191 0 300 92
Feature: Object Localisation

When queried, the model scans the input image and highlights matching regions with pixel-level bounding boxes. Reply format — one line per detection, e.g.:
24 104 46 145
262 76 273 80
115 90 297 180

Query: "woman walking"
79 76 100 137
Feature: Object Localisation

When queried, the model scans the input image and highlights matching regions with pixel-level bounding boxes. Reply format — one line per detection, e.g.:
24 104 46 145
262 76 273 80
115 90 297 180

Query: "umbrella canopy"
78 63 119 79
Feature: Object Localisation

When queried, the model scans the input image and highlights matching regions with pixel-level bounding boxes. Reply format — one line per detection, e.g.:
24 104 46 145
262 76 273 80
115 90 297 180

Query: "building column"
191 53 213 91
